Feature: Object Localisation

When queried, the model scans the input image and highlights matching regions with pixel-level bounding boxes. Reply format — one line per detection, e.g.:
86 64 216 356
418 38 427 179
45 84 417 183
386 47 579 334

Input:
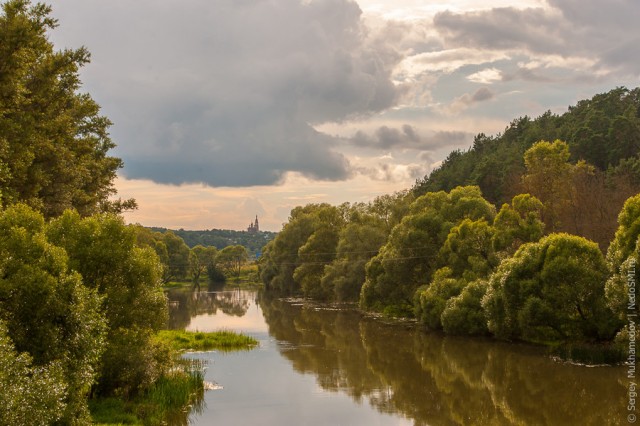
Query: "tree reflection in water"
166 287 251 330
260 294 626 426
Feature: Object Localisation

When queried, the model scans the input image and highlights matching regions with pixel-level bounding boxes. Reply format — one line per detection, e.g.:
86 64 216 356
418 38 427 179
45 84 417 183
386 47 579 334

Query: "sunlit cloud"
467 67 503 84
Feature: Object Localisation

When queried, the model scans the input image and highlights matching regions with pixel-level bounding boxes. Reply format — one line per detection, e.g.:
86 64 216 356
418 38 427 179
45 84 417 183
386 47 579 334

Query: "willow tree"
361 186 496 315
0 0 132 217
483 233 615 342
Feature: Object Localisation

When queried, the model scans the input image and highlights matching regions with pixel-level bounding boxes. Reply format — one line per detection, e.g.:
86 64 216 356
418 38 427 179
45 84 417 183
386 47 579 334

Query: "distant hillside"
414 87 640 205
149 227 277 258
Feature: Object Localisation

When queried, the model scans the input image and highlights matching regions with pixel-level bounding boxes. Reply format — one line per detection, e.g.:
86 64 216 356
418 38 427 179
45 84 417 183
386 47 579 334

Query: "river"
167 287 627 425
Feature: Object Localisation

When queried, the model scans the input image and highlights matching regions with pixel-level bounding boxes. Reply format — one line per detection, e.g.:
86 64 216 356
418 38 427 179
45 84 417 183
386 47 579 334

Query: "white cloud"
467 67 503 84
393 48 510 81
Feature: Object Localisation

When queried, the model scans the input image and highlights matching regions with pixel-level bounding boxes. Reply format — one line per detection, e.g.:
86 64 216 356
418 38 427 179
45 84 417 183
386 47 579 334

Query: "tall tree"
522 140 571 231
0 0 131 217
189 245 217 289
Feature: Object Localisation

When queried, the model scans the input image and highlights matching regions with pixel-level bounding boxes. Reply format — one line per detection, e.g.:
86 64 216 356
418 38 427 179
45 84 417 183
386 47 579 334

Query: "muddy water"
167 288 627 425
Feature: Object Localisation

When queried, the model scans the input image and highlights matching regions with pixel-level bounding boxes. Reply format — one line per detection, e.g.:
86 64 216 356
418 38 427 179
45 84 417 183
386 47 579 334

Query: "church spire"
247 215 260 233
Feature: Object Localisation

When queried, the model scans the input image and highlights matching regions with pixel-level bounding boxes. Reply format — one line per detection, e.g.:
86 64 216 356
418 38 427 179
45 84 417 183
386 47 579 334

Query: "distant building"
247 215 259 233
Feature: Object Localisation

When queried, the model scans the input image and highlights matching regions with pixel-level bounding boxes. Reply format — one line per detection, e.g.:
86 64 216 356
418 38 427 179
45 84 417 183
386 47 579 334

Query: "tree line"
136 227 252 287
260 90 640 347
150 226 277 258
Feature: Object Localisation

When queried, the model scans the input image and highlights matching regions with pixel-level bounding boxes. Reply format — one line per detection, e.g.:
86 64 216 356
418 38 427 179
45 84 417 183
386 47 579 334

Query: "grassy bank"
156 329 258 352
91 330 256 424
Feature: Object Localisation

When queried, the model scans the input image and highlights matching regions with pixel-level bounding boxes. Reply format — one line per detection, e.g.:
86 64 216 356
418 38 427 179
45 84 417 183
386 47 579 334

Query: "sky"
45 0 640 231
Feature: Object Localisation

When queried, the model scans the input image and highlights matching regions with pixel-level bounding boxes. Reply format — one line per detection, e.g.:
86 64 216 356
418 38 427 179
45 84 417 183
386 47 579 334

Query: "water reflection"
165 290 627 425
166 287 251 330
260 294 627 425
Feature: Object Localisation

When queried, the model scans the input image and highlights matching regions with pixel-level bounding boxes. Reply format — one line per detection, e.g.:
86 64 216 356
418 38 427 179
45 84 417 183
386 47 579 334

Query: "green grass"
156 329 258 352
90 359 206 425
89 397 141 425
162 280 192 289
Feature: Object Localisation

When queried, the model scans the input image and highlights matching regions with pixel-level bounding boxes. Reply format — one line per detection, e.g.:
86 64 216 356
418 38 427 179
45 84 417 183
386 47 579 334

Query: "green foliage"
414 193 542 332
605 194 640 324
218 244 250 278
522 140 571 231
321 211 388 302
155 330 258 352
161 231 191 282
88 397 140 425
293 204 345 300
261 194 414 302
89 360 205 425
415 87 640 204
0 321 66 426
414 88 640 250
492 194 545 254
360 186 495 312
260 204 333 294
414 268 466 329
607 193 640 267
46 210 170 397
140 360 205 426
441 280 489 335
0 0 130 217
483 234 615 342
0 204 106 424
98 328 173 398
189 244 217 288
439 218 498 280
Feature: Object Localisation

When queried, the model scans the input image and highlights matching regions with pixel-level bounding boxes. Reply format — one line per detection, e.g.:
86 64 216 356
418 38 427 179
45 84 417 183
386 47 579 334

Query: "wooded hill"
414 87 640 249
150 227 277 258
415 87 640 204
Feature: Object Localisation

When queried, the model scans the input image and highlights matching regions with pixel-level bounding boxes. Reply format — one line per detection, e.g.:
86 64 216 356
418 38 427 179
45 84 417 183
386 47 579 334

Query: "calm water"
167 288 627 425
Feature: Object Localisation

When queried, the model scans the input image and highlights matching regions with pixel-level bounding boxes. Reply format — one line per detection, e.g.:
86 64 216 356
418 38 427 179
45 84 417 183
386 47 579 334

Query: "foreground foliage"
0 0 133 216
0 204 106 424
89 360 205 426
0 203 215 424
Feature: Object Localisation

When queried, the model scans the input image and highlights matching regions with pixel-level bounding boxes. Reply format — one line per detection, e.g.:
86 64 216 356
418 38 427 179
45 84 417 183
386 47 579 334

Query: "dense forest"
260 87 640 352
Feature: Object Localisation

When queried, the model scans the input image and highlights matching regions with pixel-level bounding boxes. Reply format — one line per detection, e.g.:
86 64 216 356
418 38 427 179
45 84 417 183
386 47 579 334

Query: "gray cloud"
444 87 496 115
434 8 566 56
349 125 471 150
48 0 404 187
433 1 640 77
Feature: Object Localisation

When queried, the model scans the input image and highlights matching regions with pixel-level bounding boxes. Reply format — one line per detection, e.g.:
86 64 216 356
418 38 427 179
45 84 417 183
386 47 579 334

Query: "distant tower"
247 215 259 233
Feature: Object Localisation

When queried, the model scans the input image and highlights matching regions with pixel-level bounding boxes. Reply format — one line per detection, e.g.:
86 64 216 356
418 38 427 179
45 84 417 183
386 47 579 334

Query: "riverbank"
90 330 258 425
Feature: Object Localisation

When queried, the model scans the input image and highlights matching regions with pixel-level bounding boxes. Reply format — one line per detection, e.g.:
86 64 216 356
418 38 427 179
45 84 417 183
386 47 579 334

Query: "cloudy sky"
46 0 640 231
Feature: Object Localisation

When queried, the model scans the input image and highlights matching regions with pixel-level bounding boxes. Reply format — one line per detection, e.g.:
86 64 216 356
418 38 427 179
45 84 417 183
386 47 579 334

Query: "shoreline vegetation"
156 330 259 352
91 329 258 425
258 87 640 366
